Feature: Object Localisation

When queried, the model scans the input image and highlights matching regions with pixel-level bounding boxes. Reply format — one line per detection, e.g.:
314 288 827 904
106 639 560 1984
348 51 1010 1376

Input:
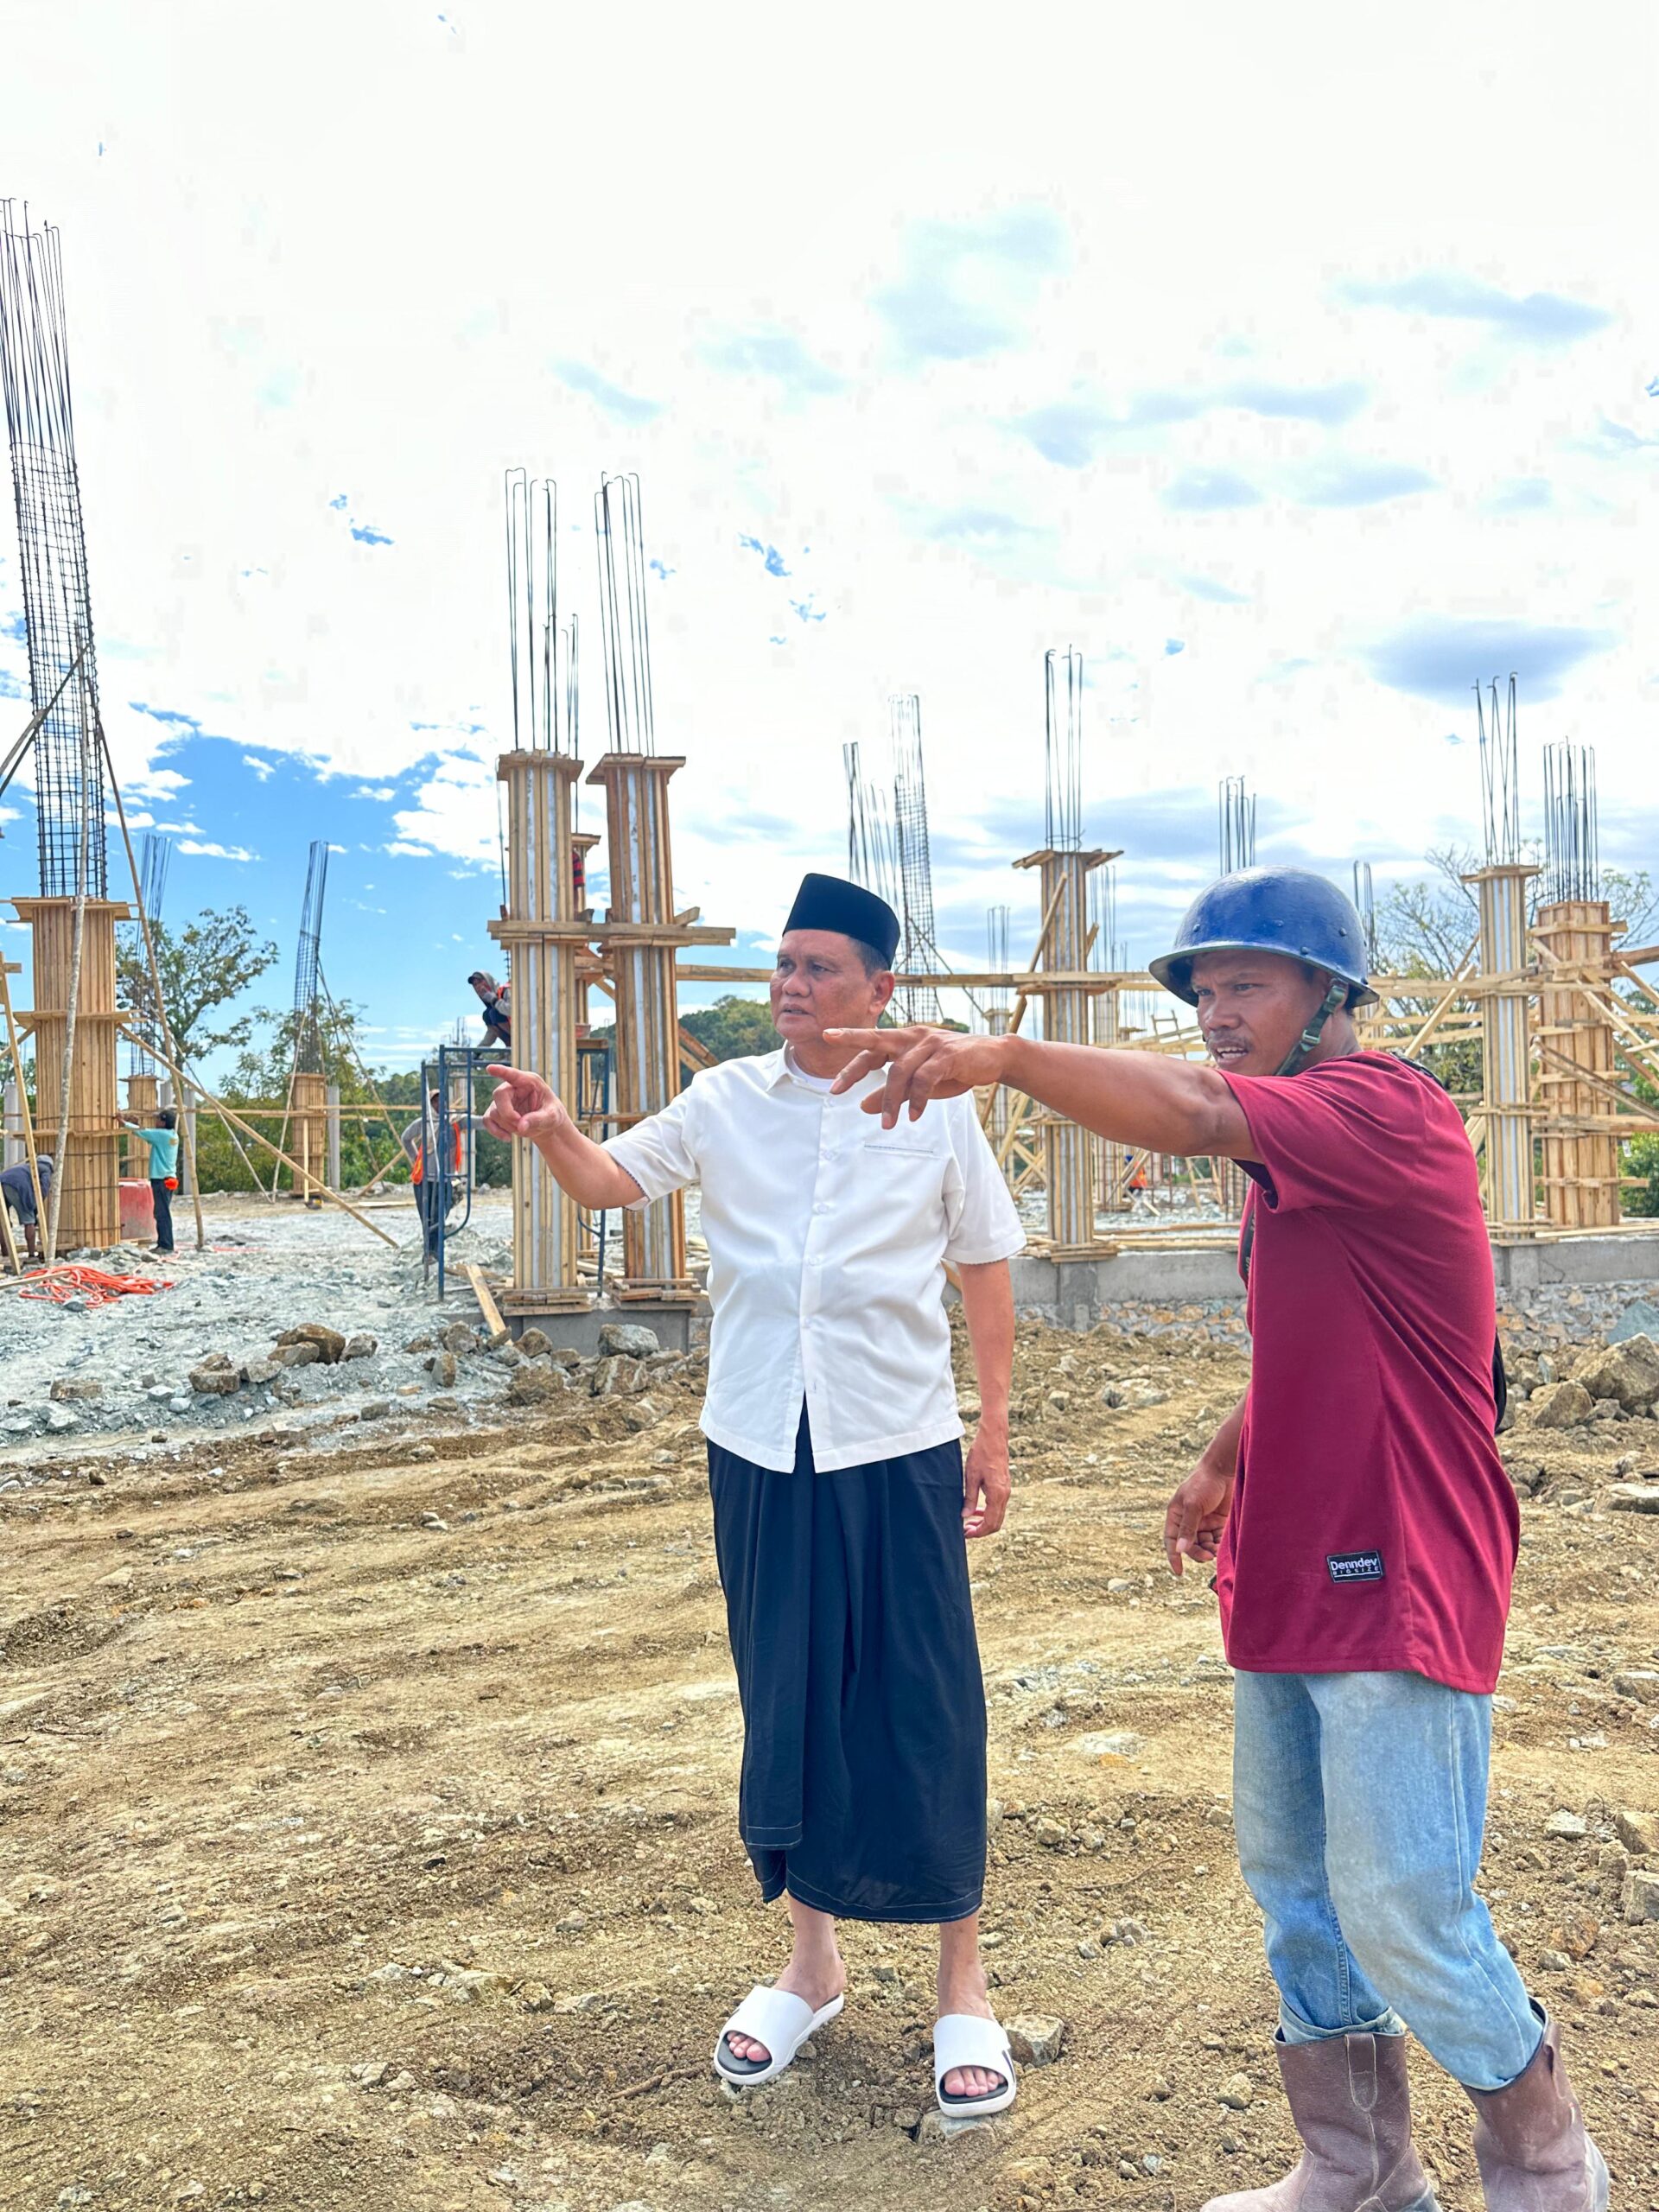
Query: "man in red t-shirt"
828 868 1605 2212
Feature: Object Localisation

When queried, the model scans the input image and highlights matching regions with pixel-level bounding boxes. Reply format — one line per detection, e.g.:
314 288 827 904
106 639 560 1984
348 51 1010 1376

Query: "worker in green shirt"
120 1109 180 1254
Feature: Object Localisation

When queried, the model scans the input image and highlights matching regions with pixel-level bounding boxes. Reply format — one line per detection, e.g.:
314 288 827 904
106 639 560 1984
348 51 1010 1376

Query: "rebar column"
1532 899 1621 1230
1015 846 1114 1254
1465 862 1537 1234
327 1084 342 1192
588 752 696 1297
14 893 130 1248
488 750 590 1312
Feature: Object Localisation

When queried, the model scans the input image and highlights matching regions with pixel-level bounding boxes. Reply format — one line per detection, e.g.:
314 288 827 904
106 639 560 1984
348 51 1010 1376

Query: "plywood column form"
124 1071 157 1180
14 894 130 1249
487 749 590 1313
289 1071 327 1199
1090 979 1137 1213
588 752 696 1298
1533 899 1622 1230
1464 862 1538 1235
1014 846 1116 1255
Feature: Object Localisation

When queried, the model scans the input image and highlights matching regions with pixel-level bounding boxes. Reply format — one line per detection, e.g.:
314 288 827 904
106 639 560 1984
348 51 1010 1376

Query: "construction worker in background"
826 866 1605 2212
1 1152 52 1262
120 1108 179 1255
400 1090 484 1259
468 971 512 1054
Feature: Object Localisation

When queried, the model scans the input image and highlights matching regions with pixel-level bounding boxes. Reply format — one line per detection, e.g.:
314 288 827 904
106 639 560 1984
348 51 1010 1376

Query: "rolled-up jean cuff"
1278 1999 1407 2045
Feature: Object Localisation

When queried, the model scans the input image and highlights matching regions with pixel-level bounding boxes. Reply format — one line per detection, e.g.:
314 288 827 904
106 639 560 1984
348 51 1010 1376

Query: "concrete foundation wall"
506 1231 1659 1348
1006 1232 1659 1330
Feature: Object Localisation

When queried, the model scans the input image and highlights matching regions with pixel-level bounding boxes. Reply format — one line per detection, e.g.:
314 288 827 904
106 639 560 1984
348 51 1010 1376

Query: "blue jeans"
1232 1669 1541 2092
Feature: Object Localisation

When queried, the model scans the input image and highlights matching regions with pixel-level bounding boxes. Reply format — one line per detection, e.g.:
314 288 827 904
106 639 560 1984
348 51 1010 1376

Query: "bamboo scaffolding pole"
98 721 207 1249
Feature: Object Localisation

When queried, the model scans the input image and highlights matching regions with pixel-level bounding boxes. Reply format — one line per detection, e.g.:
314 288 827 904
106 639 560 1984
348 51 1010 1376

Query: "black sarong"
708 1407 987 1923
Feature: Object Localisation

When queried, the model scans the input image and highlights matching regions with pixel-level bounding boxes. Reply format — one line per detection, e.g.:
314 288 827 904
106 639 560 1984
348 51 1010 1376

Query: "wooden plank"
464 1262 507 1339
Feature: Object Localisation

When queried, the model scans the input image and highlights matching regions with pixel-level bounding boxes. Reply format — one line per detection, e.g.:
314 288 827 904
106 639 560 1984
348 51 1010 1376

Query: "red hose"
18 1264 176 1307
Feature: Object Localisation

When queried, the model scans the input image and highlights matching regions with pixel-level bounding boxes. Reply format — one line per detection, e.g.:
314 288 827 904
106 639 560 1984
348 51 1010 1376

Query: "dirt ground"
3 1317 1657 2212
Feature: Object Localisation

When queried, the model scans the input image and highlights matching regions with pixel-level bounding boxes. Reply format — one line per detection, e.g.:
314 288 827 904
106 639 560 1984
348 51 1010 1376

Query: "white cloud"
176 839 257 861
241 754 276 780
0 3 1650 978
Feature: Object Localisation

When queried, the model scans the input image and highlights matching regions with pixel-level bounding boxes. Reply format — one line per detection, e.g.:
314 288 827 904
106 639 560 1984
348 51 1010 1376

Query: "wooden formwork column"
1015 846 1116 1255
588 753 696 1298
1533 899 1622 1229
1089 979 1137 1214
488 749 590 1313
124 1071 158 1180
13 894 131 1249
289 1071 327 1199
1464 863 1538 1234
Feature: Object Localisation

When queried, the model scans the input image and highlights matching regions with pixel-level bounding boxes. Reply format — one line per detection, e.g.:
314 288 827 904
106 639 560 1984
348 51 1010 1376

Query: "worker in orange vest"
400 1090 483 1258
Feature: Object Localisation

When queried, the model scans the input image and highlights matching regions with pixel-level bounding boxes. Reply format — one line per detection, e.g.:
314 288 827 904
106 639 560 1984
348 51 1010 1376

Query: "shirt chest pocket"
854 1135 950 1217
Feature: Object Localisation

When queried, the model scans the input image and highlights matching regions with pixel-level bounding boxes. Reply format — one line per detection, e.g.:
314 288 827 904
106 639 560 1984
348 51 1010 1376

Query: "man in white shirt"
484 873 1025 2117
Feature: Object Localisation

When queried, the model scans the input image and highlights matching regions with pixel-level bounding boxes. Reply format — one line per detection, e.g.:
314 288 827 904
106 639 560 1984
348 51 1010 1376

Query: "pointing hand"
483 1064 570 1144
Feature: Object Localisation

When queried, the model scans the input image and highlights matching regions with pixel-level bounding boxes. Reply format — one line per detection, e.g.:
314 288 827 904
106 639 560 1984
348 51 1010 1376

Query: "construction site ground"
3 1303 1659 2212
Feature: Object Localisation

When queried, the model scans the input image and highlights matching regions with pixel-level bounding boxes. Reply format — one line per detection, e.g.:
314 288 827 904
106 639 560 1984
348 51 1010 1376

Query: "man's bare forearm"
528 1119 645 1210
1202 1391 1249 1477
956 1259 1014 1437
997 1035 1255 1160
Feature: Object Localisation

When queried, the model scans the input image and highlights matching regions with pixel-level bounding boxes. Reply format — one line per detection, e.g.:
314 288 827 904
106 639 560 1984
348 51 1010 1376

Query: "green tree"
188 997 421 1196
118 906 279 1067
679 994 781 1061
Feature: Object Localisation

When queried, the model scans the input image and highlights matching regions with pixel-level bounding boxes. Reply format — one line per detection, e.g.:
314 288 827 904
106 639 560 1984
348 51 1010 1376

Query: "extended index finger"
864 1038 949 1125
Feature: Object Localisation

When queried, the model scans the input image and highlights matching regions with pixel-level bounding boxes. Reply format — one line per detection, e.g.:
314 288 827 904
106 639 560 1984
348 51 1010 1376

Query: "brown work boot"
1202 2033 1440 2212
1464 2012 1608 2210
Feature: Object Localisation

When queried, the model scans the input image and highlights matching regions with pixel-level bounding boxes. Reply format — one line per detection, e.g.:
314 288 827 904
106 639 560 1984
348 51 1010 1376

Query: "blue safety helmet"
1149 867 1376 1008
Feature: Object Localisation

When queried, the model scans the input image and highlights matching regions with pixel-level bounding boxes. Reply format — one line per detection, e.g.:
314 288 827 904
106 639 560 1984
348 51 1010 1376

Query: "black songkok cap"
783 873 901 966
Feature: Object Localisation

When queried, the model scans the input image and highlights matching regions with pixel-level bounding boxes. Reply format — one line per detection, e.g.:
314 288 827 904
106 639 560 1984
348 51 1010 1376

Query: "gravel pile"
0 1194 516 1466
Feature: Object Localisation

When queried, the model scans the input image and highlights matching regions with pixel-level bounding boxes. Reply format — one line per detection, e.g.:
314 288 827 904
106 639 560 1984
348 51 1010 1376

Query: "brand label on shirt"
1326 1548 1385 1585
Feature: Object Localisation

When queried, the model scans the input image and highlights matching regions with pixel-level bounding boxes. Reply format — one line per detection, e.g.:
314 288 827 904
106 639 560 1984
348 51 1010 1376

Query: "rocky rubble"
1511 1332 1659 1433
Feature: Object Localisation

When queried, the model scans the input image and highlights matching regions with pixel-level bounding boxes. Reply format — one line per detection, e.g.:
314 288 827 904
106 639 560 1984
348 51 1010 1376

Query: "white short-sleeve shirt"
603 1047 1025 1471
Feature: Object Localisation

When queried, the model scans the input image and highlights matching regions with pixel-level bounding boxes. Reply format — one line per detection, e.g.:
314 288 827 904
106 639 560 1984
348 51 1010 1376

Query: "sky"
1 1 1655 1080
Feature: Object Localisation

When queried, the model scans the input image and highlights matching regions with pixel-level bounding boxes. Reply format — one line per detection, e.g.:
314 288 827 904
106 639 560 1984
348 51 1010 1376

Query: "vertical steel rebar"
0 205 109 897
891 694 942 1021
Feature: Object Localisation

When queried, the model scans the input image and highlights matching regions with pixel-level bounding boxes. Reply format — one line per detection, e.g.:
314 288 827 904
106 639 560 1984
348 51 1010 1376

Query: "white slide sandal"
933 2012 1018 2118
713 1984 845 2087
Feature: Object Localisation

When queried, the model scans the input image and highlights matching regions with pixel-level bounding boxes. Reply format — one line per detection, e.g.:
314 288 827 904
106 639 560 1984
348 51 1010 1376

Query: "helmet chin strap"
1274 977 1349 1077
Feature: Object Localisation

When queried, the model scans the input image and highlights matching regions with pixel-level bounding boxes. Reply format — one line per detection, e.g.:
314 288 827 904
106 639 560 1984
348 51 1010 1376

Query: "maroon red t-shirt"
1216 1052 1518 1694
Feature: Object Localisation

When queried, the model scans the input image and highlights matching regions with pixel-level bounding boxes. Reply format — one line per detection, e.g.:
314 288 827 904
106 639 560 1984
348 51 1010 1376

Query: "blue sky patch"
1343 270 1612 345
739 535 791 578
706 328 844 396
350 522 393 546
1161 469 1262 512
1296 459 1437 508
556 359 663 424
1364 616 1617 704
1180 574 1249 605
877 207 1068 365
